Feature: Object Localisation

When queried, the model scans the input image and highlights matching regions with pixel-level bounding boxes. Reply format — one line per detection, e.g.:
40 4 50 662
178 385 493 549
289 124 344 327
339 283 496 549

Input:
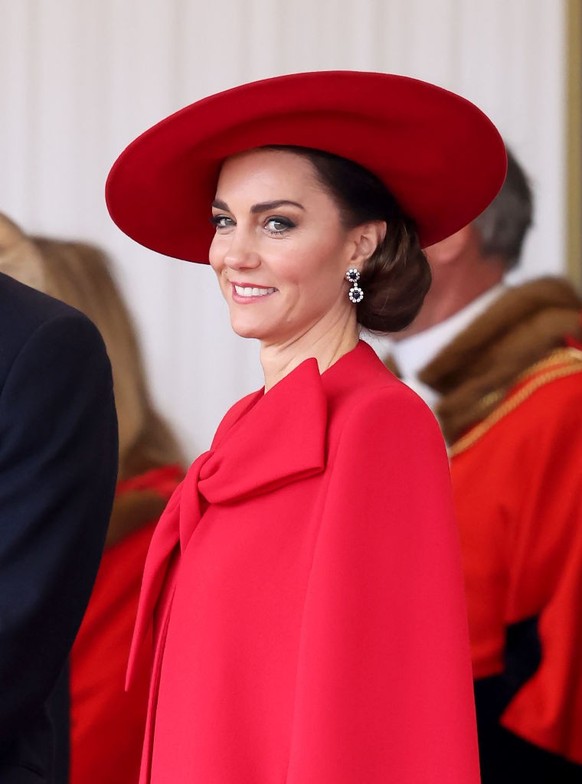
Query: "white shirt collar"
367 284 507 410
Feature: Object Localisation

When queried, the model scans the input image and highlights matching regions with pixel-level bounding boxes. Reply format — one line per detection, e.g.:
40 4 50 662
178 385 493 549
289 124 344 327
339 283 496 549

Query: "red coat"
129 341 480 783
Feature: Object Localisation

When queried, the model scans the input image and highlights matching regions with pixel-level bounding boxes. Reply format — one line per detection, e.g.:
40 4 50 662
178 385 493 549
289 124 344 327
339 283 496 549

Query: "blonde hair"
0 213 184 478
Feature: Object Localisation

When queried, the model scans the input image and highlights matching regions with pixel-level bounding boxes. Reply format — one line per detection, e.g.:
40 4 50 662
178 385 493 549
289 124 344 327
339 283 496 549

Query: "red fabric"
70 465 183 784
451 363 582 762
106 71 506 260
129 342 480 783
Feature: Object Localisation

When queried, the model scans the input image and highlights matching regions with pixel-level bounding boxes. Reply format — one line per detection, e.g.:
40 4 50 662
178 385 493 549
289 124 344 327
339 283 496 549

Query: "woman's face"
209 148 363 346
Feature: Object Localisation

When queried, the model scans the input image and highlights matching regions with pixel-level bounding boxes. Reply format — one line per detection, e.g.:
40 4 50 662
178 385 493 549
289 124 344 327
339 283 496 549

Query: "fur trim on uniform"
418 278 582 444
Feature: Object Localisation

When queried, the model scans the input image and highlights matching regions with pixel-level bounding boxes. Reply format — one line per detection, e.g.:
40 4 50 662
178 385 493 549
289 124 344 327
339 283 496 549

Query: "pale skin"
393 223 506 339
209 148 386 391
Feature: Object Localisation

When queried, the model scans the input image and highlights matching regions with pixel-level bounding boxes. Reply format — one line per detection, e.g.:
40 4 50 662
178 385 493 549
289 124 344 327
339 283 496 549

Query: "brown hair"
0 213 184 478
264 146 431 332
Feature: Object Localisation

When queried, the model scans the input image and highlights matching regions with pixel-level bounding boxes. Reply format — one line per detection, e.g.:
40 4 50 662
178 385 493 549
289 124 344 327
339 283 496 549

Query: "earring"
345 268 364 303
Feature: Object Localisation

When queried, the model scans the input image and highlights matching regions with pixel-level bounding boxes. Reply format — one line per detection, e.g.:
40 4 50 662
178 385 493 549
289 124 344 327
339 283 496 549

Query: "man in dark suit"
0 269 118 783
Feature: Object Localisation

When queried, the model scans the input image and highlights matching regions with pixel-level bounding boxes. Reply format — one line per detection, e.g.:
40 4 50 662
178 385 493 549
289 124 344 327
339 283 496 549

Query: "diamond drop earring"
345 268 364 303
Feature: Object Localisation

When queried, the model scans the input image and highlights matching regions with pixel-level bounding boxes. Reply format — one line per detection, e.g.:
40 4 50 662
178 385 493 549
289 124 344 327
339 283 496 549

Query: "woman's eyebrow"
211 199 305 213
250 200 305 213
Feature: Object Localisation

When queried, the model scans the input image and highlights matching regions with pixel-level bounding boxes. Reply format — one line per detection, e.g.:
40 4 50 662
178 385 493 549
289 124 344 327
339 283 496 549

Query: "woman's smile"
231 282 278 301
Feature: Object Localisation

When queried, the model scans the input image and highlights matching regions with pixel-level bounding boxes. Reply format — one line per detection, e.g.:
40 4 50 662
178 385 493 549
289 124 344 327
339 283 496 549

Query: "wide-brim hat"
106 70 507 262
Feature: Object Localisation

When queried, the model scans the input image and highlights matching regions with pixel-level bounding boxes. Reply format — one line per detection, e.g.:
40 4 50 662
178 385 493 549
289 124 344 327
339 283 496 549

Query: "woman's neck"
260 316 359 392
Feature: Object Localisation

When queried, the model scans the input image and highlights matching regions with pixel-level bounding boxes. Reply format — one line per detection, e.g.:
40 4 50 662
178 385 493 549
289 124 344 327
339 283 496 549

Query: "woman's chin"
229 318 265 340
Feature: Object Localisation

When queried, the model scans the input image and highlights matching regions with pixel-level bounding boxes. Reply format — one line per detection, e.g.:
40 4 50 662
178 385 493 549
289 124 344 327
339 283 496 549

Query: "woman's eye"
210 214 234 230
265 217 295 234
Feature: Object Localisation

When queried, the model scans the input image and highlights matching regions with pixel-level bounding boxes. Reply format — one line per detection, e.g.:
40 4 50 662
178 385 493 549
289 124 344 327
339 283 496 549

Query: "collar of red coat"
127 340 379 686
199 356 327 503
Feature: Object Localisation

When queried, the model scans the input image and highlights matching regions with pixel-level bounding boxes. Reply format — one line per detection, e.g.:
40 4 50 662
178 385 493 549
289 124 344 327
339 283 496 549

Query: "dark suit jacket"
0 272 118 782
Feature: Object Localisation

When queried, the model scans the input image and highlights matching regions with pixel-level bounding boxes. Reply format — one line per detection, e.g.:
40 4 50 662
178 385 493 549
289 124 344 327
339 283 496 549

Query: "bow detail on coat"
126 357 328 688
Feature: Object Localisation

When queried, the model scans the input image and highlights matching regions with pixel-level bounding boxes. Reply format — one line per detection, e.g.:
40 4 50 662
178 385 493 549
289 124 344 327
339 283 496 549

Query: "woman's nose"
223 228 261 270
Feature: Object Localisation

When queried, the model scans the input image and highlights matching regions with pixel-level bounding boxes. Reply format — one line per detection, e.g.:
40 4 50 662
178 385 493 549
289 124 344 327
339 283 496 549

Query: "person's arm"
286 388 480 784
0 311 118 737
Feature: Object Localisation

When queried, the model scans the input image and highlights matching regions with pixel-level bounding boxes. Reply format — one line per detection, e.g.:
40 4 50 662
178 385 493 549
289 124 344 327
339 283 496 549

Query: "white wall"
0 0 567 458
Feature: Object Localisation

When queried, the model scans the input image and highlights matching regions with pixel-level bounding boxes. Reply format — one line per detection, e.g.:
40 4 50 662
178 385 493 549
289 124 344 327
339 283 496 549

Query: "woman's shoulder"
329 352 444 453
344 377 439 434
332 341 436 421
326 371 450 487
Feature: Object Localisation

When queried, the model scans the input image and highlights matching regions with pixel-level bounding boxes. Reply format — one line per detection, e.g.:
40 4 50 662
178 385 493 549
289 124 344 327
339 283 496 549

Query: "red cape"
130 342 480 783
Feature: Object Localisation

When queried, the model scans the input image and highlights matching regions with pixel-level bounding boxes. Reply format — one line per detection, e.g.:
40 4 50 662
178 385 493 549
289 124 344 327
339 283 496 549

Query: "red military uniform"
419 278 582 781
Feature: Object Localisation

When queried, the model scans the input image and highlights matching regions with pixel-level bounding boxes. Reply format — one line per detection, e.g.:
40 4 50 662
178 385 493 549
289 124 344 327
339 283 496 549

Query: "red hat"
106 70 507 262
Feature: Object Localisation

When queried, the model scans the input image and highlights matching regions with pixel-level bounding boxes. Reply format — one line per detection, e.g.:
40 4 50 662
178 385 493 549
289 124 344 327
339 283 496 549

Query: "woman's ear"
350 220 387 265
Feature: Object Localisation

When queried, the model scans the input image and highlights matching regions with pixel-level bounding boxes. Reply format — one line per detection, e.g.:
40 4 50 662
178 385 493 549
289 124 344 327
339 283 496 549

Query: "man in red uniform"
387 150 582 782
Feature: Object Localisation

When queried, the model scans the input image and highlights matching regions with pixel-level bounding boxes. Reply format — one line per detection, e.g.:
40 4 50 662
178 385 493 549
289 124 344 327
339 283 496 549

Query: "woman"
106 71 507 783
0 232 185 784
